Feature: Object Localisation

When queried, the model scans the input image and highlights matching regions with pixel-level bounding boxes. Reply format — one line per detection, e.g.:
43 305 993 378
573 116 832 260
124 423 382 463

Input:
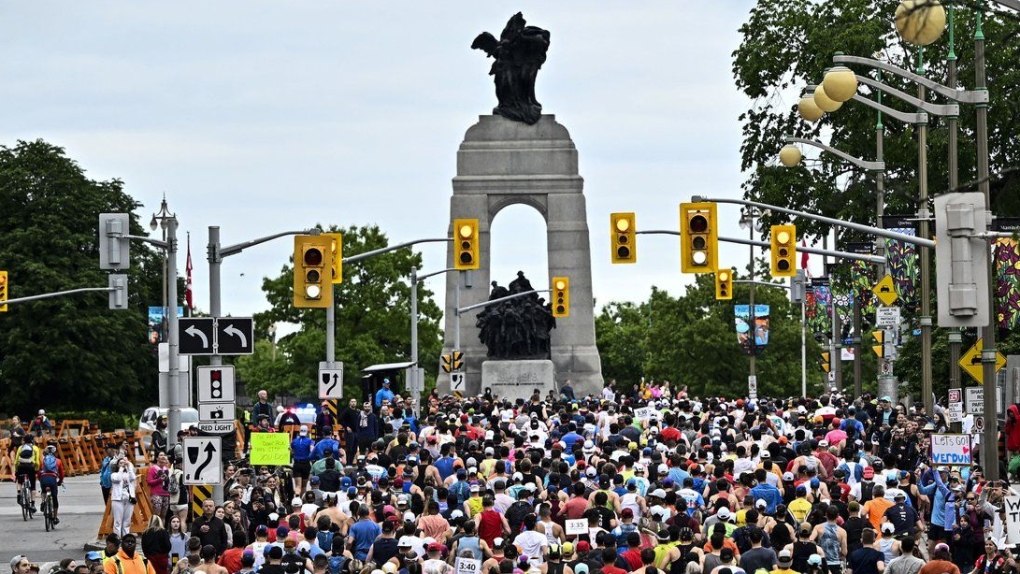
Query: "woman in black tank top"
791 540 817 573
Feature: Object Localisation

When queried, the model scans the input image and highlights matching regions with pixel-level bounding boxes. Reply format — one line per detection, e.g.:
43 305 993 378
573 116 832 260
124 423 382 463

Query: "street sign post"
965 386 1004 416
318 361 344 399
182 436 222 485
876 306 901 328
197 366 236 403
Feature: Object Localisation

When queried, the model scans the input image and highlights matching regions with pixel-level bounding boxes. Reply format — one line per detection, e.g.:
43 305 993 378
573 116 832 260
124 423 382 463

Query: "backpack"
506 500 533 533
43 453 58 473
451 481 471 505
732 526 753 554
327 556 348 574
19 444 34 462
166 469 181 495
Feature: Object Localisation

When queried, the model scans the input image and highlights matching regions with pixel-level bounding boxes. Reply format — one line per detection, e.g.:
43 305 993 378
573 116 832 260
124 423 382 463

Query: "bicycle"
16 475 34 521
41 488 55 531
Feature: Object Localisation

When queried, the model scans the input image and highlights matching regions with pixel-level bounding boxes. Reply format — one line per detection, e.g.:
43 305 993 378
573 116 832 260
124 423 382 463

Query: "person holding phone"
111 455 138 538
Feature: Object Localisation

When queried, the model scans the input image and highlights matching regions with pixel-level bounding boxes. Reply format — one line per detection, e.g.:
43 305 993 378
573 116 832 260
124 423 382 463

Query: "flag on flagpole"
186 233 194 314
801 239 810 277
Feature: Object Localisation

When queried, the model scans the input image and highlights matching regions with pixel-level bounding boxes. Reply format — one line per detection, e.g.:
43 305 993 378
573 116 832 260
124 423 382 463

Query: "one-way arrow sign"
217 317 254 355
182 436 222 485
179 318 216 355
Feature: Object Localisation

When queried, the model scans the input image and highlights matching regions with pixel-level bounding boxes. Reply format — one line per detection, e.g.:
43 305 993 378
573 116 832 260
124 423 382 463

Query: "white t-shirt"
515 530 548 565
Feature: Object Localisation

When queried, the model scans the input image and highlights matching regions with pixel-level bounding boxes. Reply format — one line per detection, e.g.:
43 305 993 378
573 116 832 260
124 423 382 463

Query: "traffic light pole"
637 231 886 265
410 267 458 410
1 285 122 306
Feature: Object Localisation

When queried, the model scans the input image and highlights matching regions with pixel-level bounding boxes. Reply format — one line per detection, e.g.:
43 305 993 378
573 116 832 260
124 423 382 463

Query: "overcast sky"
4 2 823 333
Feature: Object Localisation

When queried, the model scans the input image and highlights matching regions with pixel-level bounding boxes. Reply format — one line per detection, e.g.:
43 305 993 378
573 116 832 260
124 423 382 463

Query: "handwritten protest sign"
250 432 291 465
1005 496 1020 545
930 433 972 466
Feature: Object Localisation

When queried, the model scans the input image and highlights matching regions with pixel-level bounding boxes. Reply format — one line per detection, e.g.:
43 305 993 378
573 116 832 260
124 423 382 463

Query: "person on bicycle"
28 410 51 437
15 434 40 512
38 443 65 525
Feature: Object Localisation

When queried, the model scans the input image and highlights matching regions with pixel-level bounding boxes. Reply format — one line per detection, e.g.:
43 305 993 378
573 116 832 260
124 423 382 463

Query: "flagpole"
186 232 194 317
801 240 809 397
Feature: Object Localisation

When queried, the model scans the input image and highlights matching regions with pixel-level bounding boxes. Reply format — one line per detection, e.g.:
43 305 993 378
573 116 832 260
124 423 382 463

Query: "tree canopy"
0 140 166 415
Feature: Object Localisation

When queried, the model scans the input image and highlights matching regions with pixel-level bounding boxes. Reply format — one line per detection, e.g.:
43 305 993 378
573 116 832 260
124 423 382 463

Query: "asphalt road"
1 475 105 564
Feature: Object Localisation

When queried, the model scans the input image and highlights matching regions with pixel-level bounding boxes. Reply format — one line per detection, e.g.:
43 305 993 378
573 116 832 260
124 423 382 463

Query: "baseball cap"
85 552 102 562
935 542 950 553
398 536 413 548
10 557 28 571
621 508 634 519
862 467 875 479
778 550 793 566
755 499 767 510
818 439 828 447
717 507 732 520
470 484 480 492
309 476 320 484
782 472 795 481
493 537 506 549
428 542 443 552
881 522 895 533
575 566 589 574
649 488 667 499
657 463 669 475
284 538 297 548
808 554 823 567
299 425 308 435
292 497 302 507
576 540 591 553
562 542 574 555
880 396 891 402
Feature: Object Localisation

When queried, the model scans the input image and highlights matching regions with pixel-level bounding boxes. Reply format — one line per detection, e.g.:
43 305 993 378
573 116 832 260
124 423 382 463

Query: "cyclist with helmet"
38 443 65 524
15 434 41 512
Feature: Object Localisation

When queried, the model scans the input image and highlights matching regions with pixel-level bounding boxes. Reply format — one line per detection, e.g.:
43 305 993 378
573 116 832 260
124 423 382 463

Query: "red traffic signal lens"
304 247 323 266
459 252 474 265
689 214 708 233
617 246 631 259
692 237 707 250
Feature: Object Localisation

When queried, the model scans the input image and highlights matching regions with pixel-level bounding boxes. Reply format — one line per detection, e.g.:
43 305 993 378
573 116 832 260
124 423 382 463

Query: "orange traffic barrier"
96 467 154 537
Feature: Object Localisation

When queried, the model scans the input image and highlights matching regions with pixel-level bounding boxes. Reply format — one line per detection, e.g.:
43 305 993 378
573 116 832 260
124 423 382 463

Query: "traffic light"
680 202 718 273
454 219 480 271
770 224 797 278
715 268 733 300
0 271 7 312
440 351 464 373
819 352 831 373
99 213 131 270
610 212 636 264
293 235 334 308
551 276 570 318
328 233 343 284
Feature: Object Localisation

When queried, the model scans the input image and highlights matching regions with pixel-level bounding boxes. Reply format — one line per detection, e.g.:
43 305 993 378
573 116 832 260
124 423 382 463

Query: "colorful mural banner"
735 304 770 351
806 286 831 337
147 306 185 344
996 238 1020 330
884 227 918 307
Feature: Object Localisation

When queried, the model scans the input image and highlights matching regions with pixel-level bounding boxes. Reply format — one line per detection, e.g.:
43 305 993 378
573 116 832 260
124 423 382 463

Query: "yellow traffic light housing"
680 202 718 273
0 271 7 312
293 235 333 308
715 268 733 300
328 233 343 284
551 276 570 318
454 219 480 271
610 212 636 264
770 224 797 278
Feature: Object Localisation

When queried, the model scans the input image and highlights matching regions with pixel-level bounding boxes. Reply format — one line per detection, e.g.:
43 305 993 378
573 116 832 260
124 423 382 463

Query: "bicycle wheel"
19 490 27 522
43 496 52 532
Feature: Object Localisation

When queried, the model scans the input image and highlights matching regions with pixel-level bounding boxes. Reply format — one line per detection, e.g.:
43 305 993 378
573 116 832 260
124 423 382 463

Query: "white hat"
881 523 895 534
818 439 828 447
403 510 415 522
470 484 480 492
755 499 767 509
760 451 770 458
299 425 308 435
583 440 595 451
38 409 45 415
292 497 302 507
650 488 667 499
717 507 732 520
398 536 413 548
268 512 280 521
657 464 669 475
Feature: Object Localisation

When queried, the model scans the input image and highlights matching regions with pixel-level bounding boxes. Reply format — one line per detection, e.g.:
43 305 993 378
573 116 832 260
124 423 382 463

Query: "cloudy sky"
3 2 819 331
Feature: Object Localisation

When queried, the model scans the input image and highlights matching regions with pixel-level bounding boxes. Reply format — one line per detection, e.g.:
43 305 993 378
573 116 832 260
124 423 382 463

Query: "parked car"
139 406 200 433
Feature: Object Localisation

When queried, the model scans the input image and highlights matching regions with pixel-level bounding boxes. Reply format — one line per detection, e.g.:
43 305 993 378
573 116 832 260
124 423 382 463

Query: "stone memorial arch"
437 114 604 398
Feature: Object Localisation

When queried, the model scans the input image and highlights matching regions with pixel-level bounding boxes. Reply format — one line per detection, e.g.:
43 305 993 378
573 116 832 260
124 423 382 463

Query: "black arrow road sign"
179 318 215 355
217 317 254 355
183 437 222 485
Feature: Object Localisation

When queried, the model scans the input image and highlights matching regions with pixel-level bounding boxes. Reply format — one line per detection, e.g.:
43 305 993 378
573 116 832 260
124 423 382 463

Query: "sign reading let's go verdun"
930 433 973 466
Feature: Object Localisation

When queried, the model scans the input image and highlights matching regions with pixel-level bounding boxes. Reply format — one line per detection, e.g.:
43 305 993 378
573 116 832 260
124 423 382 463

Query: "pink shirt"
147 464 170 497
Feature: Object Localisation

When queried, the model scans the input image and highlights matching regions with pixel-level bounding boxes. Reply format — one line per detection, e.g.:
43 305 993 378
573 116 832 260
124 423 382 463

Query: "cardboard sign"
1005 496 1020 545
634 407 658 421
565 518 587 535
250 432 291 466
930 433 972 466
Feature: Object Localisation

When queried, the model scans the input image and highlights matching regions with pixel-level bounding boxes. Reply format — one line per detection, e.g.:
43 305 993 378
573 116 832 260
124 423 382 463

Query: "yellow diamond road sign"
959 337 1007 384
872 275 898 307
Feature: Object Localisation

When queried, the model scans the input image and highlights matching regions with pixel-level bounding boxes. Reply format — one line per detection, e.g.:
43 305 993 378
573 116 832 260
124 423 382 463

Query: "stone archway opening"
489 203 549 298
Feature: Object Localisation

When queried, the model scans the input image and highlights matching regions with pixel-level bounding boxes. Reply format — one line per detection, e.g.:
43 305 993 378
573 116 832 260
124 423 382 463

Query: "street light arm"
124 234 169 250
855 75 959 117
218 229 321 259
343 238 453 265
417 267 460 282
3 286 115 306
784 136 885 171
733 280 792 290
689 196 936 248
807 85 927 124
635 230 887 264
456 289 550 315
833 55 989 104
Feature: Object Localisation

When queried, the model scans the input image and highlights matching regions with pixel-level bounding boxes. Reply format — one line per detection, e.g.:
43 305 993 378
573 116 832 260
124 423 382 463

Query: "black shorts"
928 524 945 541
293 459 311 480
16 464 36 490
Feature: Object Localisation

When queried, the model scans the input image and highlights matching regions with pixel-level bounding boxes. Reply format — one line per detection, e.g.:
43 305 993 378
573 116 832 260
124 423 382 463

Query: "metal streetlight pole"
916 48 934 416
150 202 181 449
740 209 757 393
946 5 963 424
409 267 457 411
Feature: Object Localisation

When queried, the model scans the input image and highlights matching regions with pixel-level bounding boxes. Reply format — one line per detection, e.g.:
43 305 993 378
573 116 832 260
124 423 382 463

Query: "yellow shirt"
467 496 483 517
789 498 813 523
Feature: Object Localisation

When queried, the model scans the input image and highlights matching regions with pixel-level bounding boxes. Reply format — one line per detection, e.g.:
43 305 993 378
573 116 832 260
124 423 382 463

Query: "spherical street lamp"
779 145 803 167
895 0 946 46
798 95 825 123
822 66 858 103
813 84 842 113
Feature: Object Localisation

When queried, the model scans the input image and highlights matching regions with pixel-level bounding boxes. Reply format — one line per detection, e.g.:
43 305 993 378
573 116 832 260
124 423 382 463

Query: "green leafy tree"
733 1 1020 390
0 140 167 415
236 225 443 402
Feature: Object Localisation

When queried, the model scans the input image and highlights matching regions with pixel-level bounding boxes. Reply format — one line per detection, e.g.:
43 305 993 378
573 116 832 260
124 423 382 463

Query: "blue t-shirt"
292 437 315 461
349 520 381 560
312 438 340 460
375 387 395 408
